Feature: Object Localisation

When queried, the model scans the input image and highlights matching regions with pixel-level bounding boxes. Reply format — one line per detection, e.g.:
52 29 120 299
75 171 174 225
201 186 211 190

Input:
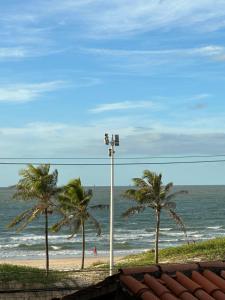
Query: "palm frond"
50 169 58 187
90 204 109 210
38 164 50 176
167 208 188 241
27 207 40 221
88 214 101 236
14 164 58 202
122 205 145 218
132 178 148 188
67 178 84 200
162 201 176 209
143 170 161 185
54 178 106 240
143 169 155 181
68 219 82 239
166 190 188 202
124 188 150 203
123 188 137 199
7 208 33 228
15 208 41 232
51 217 70 232
86 189 93 197
58 195 78 211
164 182 173 193
7 207 41 232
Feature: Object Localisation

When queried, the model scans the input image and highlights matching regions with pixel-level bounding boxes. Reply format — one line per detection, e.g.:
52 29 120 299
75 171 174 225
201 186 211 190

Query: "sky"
0 0 225 186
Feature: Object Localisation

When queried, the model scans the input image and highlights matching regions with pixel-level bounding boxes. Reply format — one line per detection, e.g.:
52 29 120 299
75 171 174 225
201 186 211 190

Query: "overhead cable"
0 154 225 160
0 159 225 166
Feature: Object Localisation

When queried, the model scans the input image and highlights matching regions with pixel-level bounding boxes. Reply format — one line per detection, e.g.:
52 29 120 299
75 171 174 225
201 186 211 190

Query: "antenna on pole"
104 133 109 145
104 133 119 276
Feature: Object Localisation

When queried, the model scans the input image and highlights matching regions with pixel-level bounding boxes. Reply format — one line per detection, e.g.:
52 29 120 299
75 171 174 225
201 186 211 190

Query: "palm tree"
52 178 107 269
8 164 58 275
123 170 188 264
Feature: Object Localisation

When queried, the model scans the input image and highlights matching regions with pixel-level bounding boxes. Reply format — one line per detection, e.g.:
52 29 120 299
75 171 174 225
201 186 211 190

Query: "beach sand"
0 256 123 270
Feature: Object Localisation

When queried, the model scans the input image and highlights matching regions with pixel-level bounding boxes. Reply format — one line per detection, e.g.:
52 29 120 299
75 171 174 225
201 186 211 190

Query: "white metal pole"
109 139 114 276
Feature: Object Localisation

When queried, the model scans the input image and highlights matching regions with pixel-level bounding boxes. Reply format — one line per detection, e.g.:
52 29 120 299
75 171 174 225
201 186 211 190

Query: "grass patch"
3 238 225 284
0 264 67 285
91 260 107 267
115 237 225 268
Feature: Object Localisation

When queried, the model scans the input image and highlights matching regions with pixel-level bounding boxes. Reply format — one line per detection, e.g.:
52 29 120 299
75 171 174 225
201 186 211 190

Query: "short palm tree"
123 170 188 264
8 164 58 275
52 178 107 269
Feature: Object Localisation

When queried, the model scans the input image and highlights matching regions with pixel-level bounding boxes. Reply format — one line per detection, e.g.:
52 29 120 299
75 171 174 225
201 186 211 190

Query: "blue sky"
1 0 225 186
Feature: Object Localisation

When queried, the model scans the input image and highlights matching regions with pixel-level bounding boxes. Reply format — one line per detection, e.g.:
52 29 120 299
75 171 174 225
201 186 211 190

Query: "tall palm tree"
8 164 58 275
52 178 107 269
123 170 188 264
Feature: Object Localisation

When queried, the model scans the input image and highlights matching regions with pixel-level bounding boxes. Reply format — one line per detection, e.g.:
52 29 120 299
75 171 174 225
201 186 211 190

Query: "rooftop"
120 261 225 300
59 261 225 300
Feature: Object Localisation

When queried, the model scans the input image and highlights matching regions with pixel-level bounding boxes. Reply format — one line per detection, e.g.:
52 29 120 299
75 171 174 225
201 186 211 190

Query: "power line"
0 159 225 166
0 154 225 160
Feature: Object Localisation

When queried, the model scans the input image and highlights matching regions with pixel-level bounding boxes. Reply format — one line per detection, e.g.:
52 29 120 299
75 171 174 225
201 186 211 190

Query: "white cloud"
0 47 28 58
0 81 65 103
0 122 107 158
187 94 211 101
0 77 101 103
81 45 225 73
192 46 225 57
2 0 225 47
52 0 225 36
0 120 225 186
83 45 225 60
90 101 159 113
0 122 67 136
73 77 102 88
0 114 225 160
0 46 67 60
1 0 225 67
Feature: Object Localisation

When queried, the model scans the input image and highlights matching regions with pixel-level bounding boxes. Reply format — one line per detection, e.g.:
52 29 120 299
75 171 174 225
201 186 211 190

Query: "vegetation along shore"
1 237 225 284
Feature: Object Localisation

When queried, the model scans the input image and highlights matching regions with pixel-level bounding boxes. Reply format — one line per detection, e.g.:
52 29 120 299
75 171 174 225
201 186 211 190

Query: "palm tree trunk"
81 221 85 269
155 209 161 264
44 208 49 275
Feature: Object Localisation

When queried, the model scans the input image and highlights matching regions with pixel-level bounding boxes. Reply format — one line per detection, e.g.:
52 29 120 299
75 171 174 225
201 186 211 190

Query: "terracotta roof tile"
176 271 214 300
120 261 225 300
144 274 178 299
161 273 197 300
160 263 198 274
120 274 165 300
141 291 160 300
120 274 149 296
203 270 225 293
220 270 225 280
120 265 159 275
199 261 225 269
192 270 225 299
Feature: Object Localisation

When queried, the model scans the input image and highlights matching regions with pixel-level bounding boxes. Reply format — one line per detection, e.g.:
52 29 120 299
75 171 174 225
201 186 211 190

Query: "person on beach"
93 246 97 256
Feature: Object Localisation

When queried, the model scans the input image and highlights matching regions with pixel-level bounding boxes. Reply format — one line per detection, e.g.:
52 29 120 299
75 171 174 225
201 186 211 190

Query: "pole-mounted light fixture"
104 133 119 276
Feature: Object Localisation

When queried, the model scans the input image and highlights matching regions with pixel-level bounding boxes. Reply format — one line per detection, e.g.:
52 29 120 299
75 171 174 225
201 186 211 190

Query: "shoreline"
0 256 123 271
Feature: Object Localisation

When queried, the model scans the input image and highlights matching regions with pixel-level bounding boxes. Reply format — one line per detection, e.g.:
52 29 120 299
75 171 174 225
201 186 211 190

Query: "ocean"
0 186 225 260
